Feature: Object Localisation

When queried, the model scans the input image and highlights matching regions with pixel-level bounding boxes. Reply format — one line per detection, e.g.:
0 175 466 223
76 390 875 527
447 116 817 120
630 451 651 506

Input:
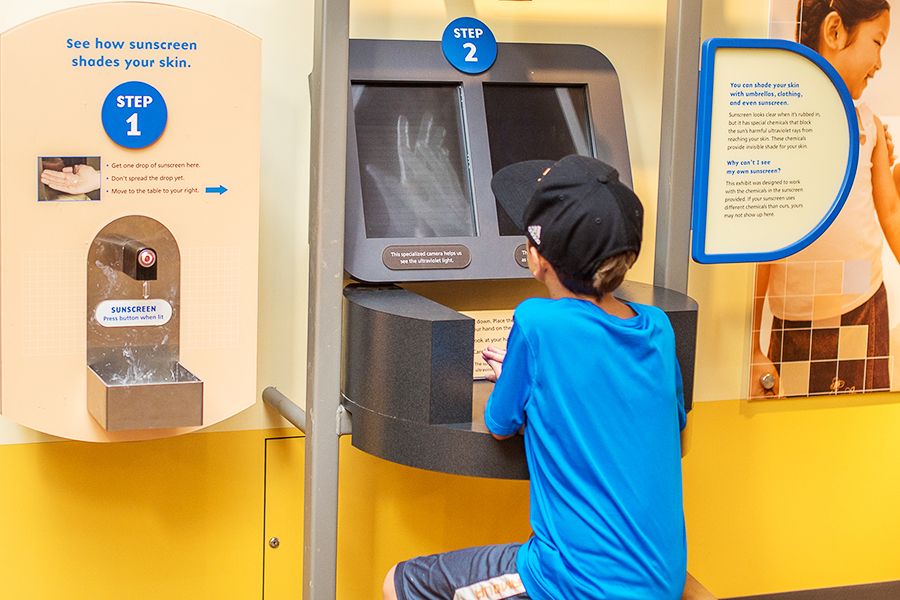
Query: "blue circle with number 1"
442 17 497 75
101 81 168 149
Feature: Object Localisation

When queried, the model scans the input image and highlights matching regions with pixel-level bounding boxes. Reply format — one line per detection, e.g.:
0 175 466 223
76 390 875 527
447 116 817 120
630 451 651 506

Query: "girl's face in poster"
822 9 890 99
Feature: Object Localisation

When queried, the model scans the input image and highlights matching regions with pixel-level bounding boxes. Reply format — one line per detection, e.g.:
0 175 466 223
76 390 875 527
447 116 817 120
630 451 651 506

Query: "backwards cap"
490 155 643 279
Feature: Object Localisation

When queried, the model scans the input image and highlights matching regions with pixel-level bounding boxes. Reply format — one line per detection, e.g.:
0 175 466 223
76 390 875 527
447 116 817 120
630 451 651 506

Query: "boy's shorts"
394 543 530 600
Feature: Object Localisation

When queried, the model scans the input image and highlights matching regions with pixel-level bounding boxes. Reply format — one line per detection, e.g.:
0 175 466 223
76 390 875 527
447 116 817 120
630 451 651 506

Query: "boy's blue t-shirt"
484 298 687 600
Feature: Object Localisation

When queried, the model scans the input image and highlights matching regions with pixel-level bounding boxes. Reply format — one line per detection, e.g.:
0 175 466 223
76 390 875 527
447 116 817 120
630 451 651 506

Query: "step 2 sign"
442 17 497 74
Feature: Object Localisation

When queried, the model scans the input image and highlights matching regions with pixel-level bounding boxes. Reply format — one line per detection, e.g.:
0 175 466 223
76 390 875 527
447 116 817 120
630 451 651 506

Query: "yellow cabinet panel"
263 436 305 599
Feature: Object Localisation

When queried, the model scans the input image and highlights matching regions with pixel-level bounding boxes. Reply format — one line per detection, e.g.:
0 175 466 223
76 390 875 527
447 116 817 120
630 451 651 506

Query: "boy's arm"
482 345 522 439
483 323 530 439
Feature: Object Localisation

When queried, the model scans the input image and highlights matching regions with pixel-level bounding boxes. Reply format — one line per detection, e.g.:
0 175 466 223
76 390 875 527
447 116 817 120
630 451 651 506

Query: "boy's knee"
383 564 399 600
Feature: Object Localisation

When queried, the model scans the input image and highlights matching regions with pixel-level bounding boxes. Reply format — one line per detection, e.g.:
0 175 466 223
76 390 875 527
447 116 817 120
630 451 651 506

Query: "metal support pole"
655 0 703 294
305 0 349 597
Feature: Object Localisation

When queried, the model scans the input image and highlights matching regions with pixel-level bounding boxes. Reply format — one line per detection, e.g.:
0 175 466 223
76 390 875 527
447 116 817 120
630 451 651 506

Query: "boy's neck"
527 244 636 319
543 272 636 319
595 291 637 319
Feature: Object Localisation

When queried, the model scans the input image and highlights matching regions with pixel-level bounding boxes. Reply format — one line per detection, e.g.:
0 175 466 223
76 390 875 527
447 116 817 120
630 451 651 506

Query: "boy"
384 155 711 600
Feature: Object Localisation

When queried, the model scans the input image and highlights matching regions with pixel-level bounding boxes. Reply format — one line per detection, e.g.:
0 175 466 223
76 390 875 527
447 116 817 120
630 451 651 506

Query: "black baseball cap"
491 155 643 279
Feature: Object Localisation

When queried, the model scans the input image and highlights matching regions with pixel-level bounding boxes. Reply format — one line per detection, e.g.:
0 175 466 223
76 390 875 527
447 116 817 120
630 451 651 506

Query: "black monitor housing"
345 39 632 282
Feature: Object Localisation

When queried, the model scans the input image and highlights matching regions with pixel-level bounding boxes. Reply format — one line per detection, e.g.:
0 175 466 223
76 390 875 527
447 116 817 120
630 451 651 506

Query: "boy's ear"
820 11 848 52
527 244 553 281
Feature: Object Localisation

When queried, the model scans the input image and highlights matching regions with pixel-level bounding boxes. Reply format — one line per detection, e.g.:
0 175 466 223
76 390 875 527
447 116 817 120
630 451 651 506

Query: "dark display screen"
483 84 592 235
352 83 476 239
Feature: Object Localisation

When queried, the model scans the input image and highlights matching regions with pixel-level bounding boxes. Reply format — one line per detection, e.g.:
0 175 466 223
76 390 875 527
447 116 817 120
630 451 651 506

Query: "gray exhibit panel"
341 285 473 425
345 39 633 283
341 282 697 479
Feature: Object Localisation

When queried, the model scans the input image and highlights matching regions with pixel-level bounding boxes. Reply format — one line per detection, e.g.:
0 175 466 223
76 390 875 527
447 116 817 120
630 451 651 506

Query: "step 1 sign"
692 38 858 264
0 3 260 442
101 81 168 149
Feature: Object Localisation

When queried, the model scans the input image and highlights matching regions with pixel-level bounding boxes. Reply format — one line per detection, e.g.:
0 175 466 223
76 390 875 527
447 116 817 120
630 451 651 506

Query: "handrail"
262 387 307 433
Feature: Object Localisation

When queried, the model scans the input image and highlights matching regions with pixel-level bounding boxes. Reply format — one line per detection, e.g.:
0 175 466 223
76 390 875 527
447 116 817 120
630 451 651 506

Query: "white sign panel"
95 299 173 327
692 39 858 263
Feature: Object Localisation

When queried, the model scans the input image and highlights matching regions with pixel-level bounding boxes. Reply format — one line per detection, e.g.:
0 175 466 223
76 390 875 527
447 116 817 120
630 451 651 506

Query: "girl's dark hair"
797 0 890 50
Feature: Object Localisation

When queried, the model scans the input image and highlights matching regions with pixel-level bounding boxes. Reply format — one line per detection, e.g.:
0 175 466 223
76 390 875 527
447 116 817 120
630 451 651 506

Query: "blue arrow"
205 185 228 195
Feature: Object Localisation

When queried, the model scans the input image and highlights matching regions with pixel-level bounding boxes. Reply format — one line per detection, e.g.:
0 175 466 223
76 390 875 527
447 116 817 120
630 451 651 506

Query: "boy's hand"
481 345 506 382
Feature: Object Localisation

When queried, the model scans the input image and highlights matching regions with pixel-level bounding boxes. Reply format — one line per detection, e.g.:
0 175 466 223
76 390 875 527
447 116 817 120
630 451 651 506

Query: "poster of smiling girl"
750 0 900 399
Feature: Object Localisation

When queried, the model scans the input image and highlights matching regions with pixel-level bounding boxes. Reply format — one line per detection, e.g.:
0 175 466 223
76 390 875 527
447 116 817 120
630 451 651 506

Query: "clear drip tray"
87 360 203 431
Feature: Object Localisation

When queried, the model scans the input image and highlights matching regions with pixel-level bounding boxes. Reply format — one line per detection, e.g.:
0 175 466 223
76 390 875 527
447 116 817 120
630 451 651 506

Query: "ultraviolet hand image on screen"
353 83 476 239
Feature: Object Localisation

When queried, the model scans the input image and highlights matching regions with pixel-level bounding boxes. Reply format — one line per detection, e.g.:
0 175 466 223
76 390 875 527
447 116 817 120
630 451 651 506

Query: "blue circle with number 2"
101 81 168 149
442 17 497 75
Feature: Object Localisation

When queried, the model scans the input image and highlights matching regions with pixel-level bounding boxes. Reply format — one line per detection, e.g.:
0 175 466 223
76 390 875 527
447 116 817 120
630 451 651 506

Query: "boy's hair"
490 156 643 282
556 251 637 299
797 0 890 51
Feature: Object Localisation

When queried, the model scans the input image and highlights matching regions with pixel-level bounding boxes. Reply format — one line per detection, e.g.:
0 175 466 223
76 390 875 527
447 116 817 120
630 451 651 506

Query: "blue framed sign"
692 38 858 264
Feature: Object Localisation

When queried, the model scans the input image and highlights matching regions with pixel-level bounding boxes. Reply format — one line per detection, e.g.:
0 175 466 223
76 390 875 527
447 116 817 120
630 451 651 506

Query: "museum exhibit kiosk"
0 3 261 443
338 38 699 478
259 1 704 597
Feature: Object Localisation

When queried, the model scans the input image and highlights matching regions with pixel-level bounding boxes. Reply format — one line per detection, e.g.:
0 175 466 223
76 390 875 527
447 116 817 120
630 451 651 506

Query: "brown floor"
727 580 900 600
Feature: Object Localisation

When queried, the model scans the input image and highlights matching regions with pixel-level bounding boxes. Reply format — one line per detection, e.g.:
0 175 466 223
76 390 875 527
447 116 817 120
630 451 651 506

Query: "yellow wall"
2 1 900 599
4 400 900 599
0 429 271 599
684 397 900 597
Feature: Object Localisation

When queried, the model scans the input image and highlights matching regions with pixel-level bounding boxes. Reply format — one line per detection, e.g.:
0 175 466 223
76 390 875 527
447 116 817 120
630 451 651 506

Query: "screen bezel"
345 39 633 283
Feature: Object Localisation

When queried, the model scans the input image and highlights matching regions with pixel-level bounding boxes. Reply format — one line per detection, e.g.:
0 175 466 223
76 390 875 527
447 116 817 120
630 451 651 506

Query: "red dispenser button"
138 248 156 268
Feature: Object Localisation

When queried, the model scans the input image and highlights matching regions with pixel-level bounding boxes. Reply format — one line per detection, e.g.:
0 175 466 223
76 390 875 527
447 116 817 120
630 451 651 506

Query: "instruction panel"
0 3 261 441
692 39 857 263
460 310 514 379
